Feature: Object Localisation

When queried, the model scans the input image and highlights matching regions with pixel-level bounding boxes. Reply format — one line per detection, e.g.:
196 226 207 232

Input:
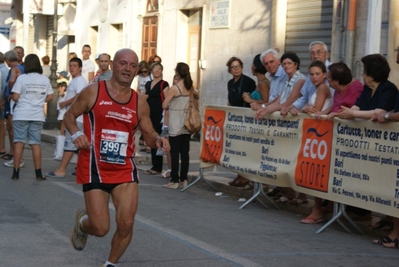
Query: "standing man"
0 52 9 155
91 53 113 83
250 49 288 110
2 50 24 165
81 44 95 84
14 46 24 65
46 57 87 178
66 48 170 267
281 41 333 115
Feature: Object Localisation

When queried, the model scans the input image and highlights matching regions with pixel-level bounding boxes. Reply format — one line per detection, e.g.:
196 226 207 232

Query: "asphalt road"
1 140 399 267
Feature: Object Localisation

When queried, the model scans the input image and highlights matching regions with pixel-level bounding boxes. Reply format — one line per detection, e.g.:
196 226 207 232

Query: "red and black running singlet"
76 81 139 184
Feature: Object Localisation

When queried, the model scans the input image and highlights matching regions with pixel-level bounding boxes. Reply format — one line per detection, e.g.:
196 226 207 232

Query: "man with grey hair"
281 41 333 115
250 48 288 110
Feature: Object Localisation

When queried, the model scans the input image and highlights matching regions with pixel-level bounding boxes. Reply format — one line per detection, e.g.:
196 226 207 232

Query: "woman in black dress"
144 62 169 174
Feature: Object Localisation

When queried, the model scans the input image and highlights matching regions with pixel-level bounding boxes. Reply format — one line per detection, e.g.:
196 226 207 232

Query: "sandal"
228 176 241 186
243 182 254 190
159 169 171 179
275 196 293 203
382 222 394 231
372 236 393 245
143 169 160 175
267 187 283 197
383 238 399 248
234 178 249 187
1 154 13 160
273 192 285 200
301 216 325 224
373 219 393 230
289 198 309 205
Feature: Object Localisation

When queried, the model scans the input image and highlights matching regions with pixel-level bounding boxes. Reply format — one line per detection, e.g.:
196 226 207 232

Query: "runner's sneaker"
70 208 88 251
3 159 25 168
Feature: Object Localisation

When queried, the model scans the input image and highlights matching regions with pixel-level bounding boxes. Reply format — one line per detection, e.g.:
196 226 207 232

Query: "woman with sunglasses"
137 61 151 96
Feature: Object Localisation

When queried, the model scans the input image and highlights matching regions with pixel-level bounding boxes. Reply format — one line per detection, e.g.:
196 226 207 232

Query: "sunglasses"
139 70 148 74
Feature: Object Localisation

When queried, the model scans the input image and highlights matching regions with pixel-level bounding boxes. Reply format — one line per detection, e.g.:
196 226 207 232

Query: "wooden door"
141 16 158 62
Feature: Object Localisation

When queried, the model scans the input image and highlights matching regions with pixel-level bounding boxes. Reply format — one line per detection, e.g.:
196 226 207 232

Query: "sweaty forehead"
115 51 137 63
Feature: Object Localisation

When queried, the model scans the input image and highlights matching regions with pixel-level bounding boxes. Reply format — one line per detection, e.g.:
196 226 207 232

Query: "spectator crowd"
1 39 399 266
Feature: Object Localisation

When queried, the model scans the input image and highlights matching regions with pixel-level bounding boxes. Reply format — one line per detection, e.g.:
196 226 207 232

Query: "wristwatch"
384 112 390 121
261 104 266 108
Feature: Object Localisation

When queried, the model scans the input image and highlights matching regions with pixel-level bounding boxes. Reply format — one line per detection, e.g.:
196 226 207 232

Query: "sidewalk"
41 129 383 235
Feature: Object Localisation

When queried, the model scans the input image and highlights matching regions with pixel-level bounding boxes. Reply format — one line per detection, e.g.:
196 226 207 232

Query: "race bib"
100 129 129 164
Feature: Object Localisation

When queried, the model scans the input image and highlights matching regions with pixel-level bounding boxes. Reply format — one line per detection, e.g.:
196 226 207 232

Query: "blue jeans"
13 120 43 144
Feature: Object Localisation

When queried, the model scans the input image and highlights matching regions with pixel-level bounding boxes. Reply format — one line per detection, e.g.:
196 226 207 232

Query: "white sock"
79 215 88 230
104 260 115 266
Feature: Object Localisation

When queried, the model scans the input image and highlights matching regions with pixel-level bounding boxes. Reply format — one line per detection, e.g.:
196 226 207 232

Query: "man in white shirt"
81 44 95 84
46 57 87 178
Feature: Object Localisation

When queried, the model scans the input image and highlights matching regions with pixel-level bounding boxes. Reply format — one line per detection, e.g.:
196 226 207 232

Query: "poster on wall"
210 0 230 29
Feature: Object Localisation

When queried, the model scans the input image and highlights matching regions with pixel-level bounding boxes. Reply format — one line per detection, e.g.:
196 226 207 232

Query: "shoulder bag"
184 89 201 133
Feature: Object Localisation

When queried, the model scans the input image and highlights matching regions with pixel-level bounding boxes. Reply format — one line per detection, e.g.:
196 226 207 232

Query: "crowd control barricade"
191 105 399 233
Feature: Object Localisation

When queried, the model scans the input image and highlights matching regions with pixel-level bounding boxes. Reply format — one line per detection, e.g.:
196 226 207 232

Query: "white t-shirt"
82 59 95 84
12 73 53 121
66 75 87 123
138 75 151 94
57 92 67 120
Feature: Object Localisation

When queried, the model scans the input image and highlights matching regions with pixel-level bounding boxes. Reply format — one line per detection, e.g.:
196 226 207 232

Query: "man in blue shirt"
281 41 332 116
250 48 288 110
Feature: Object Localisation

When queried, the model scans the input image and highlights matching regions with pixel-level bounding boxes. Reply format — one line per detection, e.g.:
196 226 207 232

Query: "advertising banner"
200 105 399 217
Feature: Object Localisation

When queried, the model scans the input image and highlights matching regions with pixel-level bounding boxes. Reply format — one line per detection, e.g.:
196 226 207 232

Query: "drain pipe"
344 0 357 71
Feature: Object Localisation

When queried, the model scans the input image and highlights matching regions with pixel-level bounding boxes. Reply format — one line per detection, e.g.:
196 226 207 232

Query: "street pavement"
0 130 396 266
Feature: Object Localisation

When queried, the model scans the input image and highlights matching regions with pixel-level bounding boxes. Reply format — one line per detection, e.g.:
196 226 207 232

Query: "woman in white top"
302 60 333 114
11 54 54 180
161 62 192 189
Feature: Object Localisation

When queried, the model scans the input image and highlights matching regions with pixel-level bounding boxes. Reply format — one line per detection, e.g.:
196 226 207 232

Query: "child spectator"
56 79 68 135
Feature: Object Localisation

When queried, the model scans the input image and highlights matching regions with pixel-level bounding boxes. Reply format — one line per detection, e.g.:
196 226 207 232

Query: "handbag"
54 134 65 161
184 91 201 133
